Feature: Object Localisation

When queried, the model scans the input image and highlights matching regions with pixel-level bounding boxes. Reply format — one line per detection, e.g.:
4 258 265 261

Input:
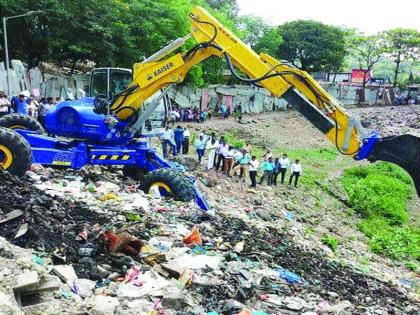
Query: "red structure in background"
351 69 372 83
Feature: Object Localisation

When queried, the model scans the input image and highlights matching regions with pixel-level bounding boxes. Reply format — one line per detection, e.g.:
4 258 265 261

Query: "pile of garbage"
0 166 418 314
353 105 420 137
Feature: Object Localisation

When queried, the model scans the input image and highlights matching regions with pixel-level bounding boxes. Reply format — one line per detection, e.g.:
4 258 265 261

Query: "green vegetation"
2 0 418 86
342 162 419 263
224 132 246 149
273 147 339 188
322 235 339 252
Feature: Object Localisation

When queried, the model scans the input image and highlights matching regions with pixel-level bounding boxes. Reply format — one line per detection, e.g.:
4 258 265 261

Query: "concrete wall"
170 83 410 112
1 60 415 111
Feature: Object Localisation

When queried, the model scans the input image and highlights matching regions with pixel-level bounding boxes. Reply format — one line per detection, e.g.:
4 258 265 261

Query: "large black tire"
0 127 32 177
0 113 44 132
123 165 148 181
140 168 195 202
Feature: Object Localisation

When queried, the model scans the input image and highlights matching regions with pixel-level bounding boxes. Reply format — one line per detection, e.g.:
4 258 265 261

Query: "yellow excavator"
111 6 420 192
0 6 419 211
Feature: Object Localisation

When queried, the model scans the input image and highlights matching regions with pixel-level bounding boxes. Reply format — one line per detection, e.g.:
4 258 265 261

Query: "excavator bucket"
367 134 420 196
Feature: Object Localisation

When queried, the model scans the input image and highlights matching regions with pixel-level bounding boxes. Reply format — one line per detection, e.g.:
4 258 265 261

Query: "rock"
251 196 263 206
328 301 353 314
0 291 23 315
173 155 199 171
52 265 78 283
283 296 309 311
203 177 218 188
13 271 40 292
161 286 189 310
73 278 96 298
22 301 62 314
328 291 339 300
97 265 111 278
255 208 271 221
90 296 120 315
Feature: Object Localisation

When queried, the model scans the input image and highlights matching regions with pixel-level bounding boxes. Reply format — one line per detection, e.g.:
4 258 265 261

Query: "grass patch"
342 162 419 262
224 131 246 149
322 234 339 252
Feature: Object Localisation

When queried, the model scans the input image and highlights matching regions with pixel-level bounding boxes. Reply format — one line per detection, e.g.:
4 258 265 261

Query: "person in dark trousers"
273 157 281 185
289 159 302 188
161 126 176 158
195 135 206 163
259 157 275 185
248 155 259 188
215 137 228 171
279 153 290 184
183 127 190 154
173 125 185 155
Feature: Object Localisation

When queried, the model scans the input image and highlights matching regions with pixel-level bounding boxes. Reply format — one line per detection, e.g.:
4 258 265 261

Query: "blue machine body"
45 97 133 144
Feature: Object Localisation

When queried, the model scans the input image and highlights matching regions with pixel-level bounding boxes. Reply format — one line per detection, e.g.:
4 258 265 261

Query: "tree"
382 28 420 86
254 28 283 57
348 33 386 88
238 15 271 47
205 0 239 19
277 20 347 73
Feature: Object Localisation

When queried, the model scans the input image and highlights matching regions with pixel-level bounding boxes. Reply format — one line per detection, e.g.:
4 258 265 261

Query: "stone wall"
1 60 416 110
169 83 415 112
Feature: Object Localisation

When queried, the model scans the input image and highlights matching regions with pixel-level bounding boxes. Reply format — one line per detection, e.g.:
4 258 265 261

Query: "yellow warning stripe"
91 155 131 161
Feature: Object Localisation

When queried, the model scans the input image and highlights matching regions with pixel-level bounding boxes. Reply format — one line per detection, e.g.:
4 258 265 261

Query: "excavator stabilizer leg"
366 134 420 195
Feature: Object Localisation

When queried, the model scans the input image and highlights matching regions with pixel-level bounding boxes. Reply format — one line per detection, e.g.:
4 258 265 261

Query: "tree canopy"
1 0 418 87
381 28 420 86
275 20 347 73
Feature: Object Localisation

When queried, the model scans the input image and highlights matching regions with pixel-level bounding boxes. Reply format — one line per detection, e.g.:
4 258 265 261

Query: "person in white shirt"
0 91 11 117
289 159 302 188
215 138 228 171
183 127 190 154
161 126 176 158
206 136 218 170
223 145 235 176
248 155 259 187
279 153 290 184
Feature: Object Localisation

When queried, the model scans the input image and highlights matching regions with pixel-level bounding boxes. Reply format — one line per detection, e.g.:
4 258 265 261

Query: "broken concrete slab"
73 278 96 298
90 295 120 315
52 265 77 283
13 271 40 292
29 276 60 293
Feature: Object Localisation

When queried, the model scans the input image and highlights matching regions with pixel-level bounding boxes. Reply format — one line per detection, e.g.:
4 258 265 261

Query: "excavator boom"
110 6 420 195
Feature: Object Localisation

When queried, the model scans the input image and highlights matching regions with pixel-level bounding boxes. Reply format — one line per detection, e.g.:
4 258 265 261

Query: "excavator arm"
110 6 420 195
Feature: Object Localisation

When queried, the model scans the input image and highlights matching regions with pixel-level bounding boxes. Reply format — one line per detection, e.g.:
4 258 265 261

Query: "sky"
237 0 420 34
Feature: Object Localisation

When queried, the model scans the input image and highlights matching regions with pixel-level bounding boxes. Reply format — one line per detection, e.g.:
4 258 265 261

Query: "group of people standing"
257 152 303 188
0 90 63 128
160 125 191 158
169 107 211 125
188 131 303 188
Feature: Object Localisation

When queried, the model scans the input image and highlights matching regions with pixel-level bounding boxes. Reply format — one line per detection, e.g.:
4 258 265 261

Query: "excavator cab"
89 68 168 137
89 68 133 100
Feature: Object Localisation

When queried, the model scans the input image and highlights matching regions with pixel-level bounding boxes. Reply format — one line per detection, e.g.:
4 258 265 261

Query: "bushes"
342 162 419 262
322 235 339 252
359 218 420 260
343 163 412 225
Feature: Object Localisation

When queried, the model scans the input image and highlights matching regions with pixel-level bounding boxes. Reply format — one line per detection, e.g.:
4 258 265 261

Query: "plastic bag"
183 226 202 246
